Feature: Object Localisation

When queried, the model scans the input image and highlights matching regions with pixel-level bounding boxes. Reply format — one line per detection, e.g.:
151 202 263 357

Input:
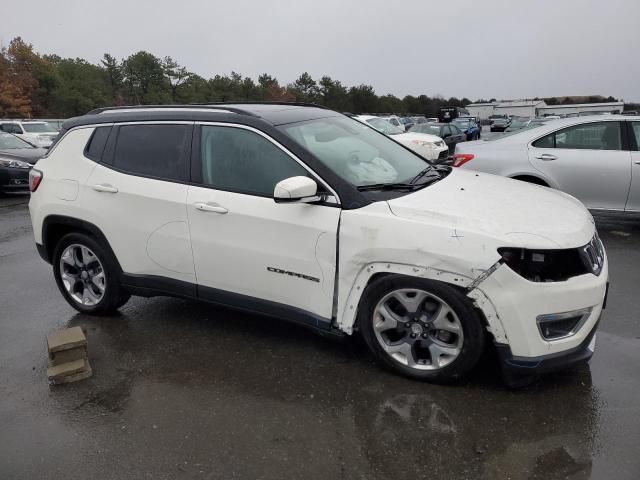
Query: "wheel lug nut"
422 333 428 338
410 333 416 338
405 322 411 328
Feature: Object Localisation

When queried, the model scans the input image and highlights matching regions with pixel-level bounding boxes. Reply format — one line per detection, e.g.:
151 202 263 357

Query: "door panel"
85 164 194 281
528 121 631 211
625 121 640 211
188 124 340 319
187 187 339 318
83 123 195 283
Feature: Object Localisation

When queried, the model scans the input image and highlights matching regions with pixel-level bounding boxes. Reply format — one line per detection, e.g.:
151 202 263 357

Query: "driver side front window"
199 126 308 197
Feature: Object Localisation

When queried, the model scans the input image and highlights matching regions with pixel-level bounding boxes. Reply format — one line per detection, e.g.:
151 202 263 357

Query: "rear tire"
358 275 485 383
52 232 130 315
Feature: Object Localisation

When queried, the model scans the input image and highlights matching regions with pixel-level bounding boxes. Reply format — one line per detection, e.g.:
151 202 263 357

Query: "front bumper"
475 259 608 359
496 316 599 377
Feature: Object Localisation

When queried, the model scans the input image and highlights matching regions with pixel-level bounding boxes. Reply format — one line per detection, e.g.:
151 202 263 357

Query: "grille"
438 149 449 160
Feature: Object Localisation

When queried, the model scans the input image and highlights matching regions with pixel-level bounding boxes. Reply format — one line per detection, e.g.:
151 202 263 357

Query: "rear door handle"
91 183 118 193
634 160 640 165
194 202 228 214
534 153 557 161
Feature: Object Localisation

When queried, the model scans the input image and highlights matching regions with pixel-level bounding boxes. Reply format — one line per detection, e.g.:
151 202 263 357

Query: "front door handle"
194 202 228 214
534 153 558 161
634 160 640 165
91 183 118 193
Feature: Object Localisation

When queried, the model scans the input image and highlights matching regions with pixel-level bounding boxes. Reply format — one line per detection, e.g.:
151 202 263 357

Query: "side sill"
120 273 343 337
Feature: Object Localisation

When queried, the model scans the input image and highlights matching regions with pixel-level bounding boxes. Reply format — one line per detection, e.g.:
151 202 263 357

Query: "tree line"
0 37 623 119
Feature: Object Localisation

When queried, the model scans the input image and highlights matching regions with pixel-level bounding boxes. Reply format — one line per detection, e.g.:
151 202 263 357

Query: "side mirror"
274 176 320 204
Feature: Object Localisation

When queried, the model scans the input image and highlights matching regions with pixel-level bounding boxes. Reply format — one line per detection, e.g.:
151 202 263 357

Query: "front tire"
358 276 485 382
53 232 130 315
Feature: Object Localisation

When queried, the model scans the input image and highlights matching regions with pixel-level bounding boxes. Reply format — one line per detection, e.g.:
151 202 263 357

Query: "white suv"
0 120 59 147
28 104 608 385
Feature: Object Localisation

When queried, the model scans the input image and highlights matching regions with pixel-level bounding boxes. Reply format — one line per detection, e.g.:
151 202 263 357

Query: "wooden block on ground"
47 358 92 385
47 327 87 354
49 346 87 366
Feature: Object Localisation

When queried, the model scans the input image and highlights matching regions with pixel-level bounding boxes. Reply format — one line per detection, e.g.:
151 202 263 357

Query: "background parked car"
504 117 532 132
0 120 58 147
400 116 414 131
410 122 466 154
452 117 481 140
410 116 428 125
453 115 640 213
380 115 406 131
490 117 511 132
0 132 47 194
356 115 449 161
438 106 470 123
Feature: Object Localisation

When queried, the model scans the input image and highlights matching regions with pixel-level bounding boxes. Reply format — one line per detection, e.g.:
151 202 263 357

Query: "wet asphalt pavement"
0 195 638 480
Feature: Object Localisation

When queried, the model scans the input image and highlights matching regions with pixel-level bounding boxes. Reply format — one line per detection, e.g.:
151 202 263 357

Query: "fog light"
536 307 592 340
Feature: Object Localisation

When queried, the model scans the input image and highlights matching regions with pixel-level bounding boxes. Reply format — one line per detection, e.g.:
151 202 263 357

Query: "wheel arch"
509 173 552 188
41 215 122 273
336 262 508 344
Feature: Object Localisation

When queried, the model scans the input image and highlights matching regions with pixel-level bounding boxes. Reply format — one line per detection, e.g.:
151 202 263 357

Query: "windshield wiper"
409 166 441 184
357 183 418 192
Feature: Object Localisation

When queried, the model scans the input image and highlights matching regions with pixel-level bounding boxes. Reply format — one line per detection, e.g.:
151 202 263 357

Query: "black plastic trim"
36 242 48 262
119 273 337 335
41 215 122 272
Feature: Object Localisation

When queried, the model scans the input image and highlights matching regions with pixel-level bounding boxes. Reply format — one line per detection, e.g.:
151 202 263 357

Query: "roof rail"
85 104 258 117
192 101 330 110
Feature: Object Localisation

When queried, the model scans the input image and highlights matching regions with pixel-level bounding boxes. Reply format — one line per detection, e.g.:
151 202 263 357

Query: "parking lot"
0 194 638 480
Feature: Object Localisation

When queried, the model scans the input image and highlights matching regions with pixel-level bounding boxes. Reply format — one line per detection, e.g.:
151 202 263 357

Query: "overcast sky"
2 0 639 102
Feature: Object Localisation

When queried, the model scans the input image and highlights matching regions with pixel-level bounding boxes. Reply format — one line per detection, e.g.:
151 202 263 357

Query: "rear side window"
532 133 555 148
199 126 308 196
533 122 622 150
113 124 189 180
84 126 112 161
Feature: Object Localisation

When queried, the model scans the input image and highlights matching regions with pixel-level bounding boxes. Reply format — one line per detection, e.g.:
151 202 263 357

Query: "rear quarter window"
84 126 112 161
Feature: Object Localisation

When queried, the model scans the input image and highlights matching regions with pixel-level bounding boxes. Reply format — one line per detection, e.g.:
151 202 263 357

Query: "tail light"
29 169 43 192
452 153 474 167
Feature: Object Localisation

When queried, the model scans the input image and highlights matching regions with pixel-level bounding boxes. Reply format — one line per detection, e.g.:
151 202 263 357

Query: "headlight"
434 141 445 147
498 236 603 282
411 140 435 148
0 158 31 169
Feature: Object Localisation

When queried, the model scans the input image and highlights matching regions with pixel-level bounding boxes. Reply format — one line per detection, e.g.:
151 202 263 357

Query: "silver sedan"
453 115 640 213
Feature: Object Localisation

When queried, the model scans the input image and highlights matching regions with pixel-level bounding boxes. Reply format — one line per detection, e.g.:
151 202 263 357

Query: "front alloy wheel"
373 289 463 370
358 276 485 382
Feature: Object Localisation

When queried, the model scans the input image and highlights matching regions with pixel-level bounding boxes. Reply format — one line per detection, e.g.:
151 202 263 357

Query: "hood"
0 148 47 164
394 132 443 144
387 169 594 249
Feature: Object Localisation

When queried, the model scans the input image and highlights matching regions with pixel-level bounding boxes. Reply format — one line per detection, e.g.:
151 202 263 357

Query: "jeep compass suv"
28 103 608 384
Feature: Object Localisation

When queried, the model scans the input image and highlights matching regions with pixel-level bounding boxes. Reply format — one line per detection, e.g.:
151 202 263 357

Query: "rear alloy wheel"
359 276 485 382
53 232 130 314
59 244 106 306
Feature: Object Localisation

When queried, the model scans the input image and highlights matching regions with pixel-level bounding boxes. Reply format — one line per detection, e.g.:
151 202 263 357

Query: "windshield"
365 117 405 135
412 124 442 136
0 133 34 149
452 119 470 128
280 116 432 187
22 123 54 133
